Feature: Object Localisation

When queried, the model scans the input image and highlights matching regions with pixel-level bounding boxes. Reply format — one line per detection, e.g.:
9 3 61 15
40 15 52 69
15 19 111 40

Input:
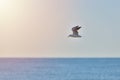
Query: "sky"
0 0 120 57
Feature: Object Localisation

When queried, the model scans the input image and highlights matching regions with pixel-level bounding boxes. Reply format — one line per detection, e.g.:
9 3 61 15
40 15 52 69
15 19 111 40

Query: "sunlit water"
0 58 120 80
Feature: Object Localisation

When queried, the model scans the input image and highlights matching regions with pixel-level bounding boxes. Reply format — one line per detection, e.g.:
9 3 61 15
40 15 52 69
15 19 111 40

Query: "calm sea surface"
0 58 120 80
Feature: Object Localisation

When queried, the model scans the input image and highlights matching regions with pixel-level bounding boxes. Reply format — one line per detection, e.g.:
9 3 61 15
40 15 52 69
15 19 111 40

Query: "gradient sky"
0 0 120 57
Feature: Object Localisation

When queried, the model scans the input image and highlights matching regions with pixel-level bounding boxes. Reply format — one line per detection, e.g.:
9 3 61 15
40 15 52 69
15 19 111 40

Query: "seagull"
68 25 82 38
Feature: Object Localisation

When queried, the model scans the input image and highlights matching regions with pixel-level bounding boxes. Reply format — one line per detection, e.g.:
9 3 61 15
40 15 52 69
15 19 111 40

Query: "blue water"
0 58 120 80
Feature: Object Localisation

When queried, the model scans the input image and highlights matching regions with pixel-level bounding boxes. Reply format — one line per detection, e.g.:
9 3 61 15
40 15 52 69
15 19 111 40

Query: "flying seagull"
68 25 82 38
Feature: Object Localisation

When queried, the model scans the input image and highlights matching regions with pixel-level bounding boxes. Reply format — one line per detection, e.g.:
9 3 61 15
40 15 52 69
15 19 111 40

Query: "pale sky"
0 0 120 57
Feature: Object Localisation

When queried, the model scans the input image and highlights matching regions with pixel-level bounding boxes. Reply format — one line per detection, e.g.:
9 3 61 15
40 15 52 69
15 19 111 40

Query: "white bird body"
68 26 82 38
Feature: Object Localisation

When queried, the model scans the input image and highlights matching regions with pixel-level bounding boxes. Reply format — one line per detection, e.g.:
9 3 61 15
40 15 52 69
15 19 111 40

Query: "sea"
0 58 120 80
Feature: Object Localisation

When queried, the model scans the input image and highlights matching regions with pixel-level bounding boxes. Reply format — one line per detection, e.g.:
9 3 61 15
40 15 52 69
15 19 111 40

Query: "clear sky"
0 0 120 57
